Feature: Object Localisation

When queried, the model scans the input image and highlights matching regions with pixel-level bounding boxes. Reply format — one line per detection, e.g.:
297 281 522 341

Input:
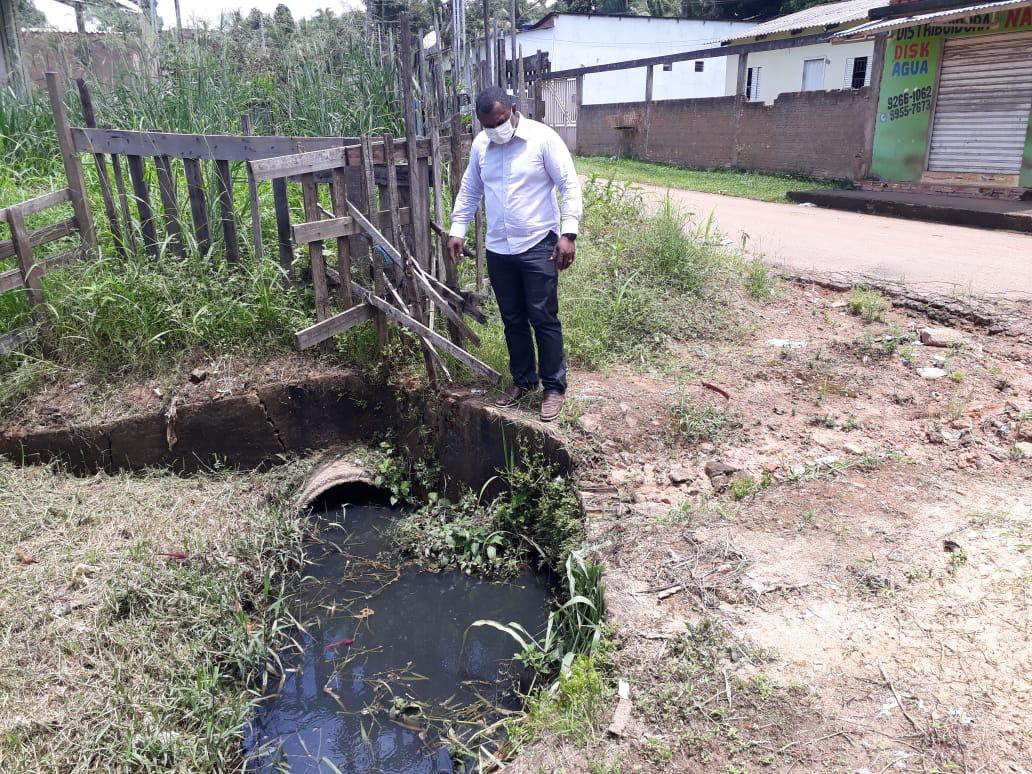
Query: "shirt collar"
512 114 531 141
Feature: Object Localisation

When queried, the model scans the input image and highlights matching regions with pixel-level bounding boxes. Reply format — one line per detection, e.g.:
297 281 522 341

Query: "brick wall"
577 88 873 181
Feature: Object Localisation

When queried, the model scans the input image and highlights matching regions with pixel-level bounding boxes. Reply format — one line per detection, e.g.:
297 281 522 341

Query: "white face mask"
485 116 516 145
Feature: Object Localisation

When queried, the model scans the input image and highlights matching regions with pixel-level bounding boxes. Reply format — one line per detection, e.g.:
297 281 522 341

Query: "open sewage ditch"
0 372 589 772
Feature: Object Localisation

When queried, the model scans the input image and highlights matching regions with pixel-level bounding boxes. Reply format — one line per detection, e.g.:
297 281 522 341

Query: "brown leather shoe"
493 384 533 408
540 390 565 422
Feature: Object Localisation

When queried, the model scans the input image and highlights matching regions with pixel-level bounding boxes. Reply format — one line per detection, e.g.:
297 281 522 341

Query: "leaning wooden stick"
350 282 501 382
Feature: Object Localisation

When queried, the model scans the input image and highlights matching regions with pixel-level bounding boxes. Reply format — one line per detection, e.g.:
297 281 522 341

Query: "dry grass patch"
0 460 311 772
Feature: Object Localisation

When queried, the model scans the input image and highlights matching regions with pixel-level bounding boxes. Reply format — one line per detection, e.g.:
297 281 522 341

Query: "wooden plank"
352 283 501 382
75 78 126 258
182 157 211 256
291 208 412 246
360 137 389 352
110 151 138 255
400 13 432 275
272 177 293 274
330 168 354 308
240 113 263 261
0 218 79 262
215 159 240 263
45 72 96 253
7 207 46 318
247 137 437 182
0 327 34 357
300 174 331 328
294 302 374 350
0 247 79 292
1 188 70 219
72 128 363 162
154 155 185 258
126 154 159 259
340 192 480 347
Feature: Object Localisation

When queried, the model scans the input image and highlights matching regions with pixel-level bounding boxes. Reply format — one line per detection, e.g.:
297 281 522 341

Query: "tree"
16 0 48 29
273 4 295 32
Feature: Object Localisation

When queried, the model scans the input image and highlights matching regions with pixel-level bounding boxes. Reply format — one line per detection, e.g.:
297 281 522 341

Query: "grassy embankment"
0 460 311 771
575 156 840 203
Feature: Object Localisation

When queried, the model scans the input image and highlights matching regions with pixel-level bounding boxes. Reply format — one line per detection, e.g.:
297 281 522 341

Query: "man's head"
475 86 518 144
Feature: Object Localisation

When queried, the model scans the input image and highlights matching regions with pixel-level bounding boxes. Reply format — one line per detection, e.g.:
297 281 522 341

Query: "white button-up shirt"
448 116 582 255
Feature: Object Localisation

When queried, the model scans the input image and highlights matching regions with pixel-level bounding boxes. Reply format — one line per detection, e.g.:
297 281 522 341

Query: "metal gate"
927 32 1032 174
542 77 578 152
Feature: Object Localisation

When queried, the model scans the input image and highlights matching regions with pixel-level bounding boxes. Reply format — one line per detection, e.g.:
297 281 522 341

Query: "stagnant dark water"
243 493 551 772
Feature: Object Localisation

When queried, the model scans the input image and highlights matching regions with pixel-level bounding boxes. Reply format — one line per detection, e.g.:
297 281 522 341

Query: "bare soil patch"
511 282 1031 772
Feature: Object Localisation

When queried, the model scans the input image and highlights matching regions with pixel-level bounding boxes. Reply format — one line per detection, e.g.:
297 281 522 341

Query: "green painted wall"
870 8 1032 183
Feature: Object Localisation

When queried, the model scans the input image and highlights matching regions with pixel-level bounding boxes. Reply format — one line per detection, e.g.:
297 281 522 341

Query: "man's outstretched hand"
553 236 576 271
448 236 465 265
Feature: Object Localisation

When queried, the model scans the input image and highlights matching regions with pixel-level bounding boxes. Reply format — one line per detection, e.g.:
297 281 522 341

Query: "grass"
848 286 890 323
574 156 838 203
671 395 740 446
469 178 764 377
0 459 312 771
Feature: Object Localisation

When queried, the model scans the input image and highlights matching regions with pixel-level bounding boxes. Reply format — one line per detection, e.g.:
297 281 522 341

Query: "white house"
719 0 881 105
502 13 756 105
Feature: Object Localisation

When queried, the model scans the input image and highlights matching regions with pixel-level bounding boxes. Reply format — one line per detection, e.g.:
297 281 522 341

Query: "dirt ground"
2 280 1030 772
510 281 1031 773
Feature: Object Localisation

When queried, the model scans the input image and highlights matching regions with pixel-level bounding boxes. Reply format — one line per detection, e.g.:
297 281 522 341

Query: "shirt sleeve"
542 130 582 236
448 140 484 240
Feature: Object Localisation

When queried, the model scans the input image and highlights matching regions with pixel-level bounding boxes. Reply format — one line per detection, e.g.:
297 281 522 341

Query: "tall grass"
0 10 402 198
19 250 308 378
469 177 764 375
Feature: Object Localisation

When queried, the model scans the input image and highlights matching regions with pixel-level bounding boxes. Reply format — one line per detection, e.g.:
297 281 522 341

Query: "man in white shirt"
448 86 583 422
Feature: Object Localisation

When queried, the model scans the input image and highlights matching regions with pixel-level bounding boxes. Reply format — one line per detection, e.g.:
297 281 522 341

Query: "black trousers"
486 232 567 394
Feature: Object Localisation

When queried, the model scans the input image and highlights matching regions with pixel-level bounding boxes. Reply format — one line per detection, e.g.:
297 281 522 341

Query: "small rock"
917 367 947 380
704 460 739 479
709 474 730 493
578 415 600 434
1014 442 1032 458
931 355 947 367
920 327 967 348
814 455 839 466
668 465 692 484
609 469 628 486
842 442 864 455
926 429 946 444
767 338 807 349
189 368 208 384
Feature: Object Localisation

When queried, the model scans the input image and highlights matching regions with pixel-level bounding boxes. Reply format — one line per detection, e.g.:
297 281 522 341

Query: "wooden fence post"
45 72 96 254
240 113 264 261
7 206 46 322
75 78 126 258
215 159 240 263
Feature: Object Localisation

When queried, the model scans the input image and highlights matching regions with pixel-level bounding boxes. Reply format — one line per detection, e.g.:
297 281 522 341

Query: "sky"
31 0 363 32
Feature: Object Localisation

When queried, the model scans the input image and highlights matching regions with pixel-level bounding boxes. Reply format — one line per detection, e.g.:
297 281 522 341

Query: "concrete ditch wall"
577 88 873 180
0 372 572 495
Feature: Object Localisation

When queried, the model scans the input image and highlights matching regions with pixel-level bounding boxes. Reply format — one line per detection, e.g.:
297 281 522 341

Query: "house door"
927 32 1032 176
542 77 578 153
802 58 826 91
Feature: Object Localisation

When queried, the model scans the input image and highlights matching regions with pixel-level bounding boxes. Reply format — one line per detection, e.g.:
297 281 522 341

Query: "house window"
746 66 761 101
663 63 673 72
802 58 826 91
843 56 871 89
695 61 704 72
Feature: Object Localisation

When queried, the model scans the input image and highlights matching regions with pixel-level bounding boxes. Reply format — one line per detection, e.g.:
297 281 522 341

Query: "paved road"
618 182 1032 299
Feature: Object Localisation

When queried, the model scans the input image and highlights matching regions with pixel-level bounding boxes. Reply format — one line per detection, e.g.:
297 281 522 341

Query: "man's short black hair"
475 86 514 116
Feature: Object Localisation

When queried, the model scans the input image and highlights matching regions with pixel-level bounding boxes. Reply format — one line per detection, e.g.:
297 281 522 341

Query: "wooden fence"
2 13 500 385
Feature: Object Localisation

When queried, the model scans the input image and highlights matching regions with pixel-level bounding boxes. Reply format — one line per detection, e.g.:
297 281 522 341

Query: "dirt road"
624 181 1032 298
